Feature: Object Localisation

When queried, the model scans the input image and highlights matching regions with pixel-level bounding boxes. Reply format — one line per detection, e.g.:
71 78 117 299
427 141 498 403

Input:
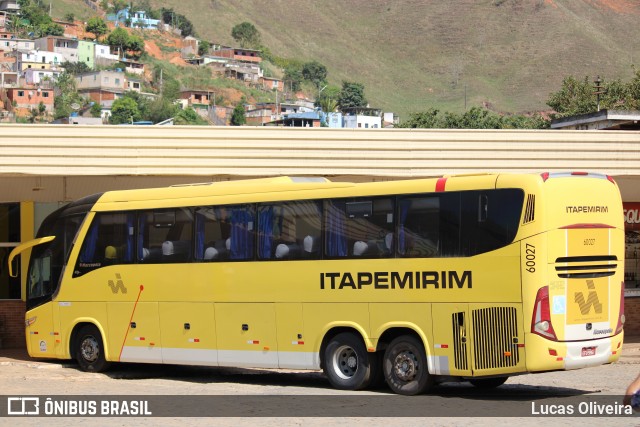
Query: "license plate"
581 346 596 357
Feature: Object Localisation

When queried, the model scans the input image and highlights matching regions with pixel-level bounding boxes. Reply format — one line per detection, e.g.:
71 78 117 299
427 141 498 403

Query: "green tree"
60 61 91 76
338 81 367 110
53 72 84 119
86 17 108 41
400 109 442 128
546 76 596 118
198 40 210 57
126 34 145 58
64 13 75 23
110 97 142 124
283 65 303 93
230 102 246 126
90 102 103 118
316 85 340 112
40 23 64 36
160 8 195 37
302 60 327 89
106 27 130 59
231 22 260 48
175 107 208 125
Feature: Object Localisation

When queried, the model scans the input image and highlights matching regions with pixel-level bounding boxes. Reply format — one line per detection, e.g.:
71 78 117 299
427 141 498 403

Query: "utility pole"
594 76 607 112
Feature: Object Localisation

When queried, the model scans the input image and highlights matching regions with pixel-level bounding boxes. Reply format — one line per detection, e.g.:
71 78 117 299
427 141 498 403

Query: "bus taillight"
531 286 557 341
616 282 625 335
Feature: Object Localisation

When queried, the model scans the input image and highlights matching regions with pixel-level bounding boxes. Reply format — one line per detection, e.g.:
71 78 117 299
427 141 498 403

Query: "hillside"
57 0 640 118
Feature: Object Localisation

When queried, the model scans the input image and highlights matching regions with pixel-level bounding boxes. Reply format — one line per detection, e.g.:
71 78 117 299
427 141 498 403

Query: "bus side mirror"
9 254 19 278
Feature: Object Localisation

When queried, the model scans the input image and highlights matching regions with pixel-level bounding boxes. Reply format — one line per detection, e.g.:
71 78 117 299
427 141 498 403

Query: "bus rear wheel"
469 377 508 389
383 335 433 395
74 324 110 372
323 332 375 390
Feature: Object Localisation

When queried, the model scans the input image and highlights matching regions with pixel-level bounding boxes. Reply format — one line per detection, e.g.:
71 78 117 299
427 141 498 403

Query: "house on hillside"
0 38 34 52
5 86 54 115
9 50 63 72
24 68 61 87
110 8 160 30
269 112 321 127
179 90 212 110
75 70 127 108
0 1 19 13
34 36 80 63
260 76 283 92
341 107 382 129
213 47 261 64
182 36 199 57
225 62 262 84
119 58 145 75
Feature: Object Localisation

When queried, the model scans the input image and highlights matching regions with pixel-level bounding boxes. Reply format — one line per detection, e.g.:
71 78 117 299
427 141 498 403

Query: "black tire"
469 376 508 389
323 332 375 390
383 335 433 395
74 324 110 372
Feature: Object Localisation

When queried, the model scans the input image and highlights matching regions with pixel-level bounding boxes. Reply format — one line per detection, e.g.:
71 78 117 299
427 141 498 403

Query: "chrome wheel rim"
332 344 358 379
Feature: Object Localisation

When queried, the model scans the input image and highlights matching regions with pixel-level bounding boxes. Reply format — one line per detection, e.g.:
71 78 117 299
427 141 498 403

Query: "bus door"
26 246 60 358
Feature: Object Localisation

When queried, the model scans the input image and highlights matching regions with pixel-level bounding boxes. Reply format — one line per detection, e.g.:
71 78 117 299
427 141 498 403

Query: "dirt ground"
1 338 639 426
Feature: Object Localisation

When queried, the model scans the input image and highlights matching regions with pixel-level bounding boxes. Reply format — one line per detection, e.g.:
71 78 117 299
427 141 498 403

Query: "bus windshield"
27 213 85 308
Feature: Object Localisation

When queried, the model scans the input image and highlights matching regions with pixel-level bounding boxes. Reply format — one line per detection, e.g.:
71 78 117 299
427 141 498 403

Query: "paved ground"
0 336 639 426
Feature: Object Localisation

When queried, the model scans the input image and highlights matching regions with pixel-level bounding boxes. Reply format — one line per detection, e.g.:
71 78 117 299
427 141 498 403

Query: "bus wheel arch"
70 322 111 373
320 328 377 390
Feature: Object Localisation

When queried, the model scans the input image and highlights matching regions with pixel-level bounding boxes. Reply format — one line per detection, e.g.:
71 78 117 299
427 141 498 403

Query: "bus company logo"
320 270 472 290
565 205 608 214
107 273 127 294
7 397 40 415
574 280 602 315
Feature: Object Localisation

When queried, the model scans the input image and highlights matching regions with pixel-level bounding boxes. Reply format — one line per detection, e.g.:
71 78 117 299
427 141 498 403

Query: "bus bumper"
525 331 624 372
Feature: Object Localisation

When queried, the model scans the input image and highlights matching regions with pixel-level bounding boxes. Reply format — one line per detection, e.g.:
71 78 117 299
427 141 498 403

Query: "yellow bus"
8 172 625 395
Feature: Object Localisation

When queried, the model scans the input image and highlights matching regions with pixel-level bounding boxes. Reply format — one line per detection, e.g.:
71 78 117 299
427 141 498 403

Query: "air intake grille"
523 194 535 224
452 312 468 370
472 307 520 370
555 255 617 279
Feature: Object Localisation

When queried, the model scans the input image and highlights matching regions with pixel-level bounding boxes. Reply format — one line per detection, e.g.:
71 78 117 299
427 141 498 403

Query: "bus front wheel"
323 332 375 390
383 335 433 395
74 324 110 372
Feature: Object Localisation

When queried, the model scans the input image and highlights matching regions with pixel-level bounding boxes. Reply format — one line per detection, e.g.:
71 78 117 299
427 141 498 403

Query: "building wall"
0 301 25 349
626 298 640 338
77 40 95 69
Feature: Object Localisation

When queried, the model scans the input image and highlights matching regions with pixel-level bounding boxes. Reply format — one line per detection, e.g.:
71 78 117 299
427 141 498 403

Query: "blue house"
108 8 161 30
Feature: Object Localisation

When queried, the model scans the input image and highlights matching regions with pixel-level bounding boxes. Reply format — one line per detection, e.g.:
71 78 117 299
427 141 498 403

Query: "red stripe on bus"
435 177 447 192
559 223 615 229
118 284 145 362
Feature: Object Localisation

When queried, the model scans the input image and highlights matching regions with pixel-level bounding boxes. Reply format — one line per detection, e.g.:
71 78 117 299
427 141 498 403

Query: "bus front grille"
554 255 617 279
472 307 520 370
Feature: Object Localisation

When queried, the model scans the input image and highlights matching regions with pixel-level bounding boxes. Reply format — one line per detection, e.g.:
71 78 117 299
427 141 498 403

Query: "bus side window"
459 189 524 256
398 196 440 257
74 212 135 276
195 206 230 261
195 204 254 261
258 201 321 260
138 208 194 263
325 198 393 259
